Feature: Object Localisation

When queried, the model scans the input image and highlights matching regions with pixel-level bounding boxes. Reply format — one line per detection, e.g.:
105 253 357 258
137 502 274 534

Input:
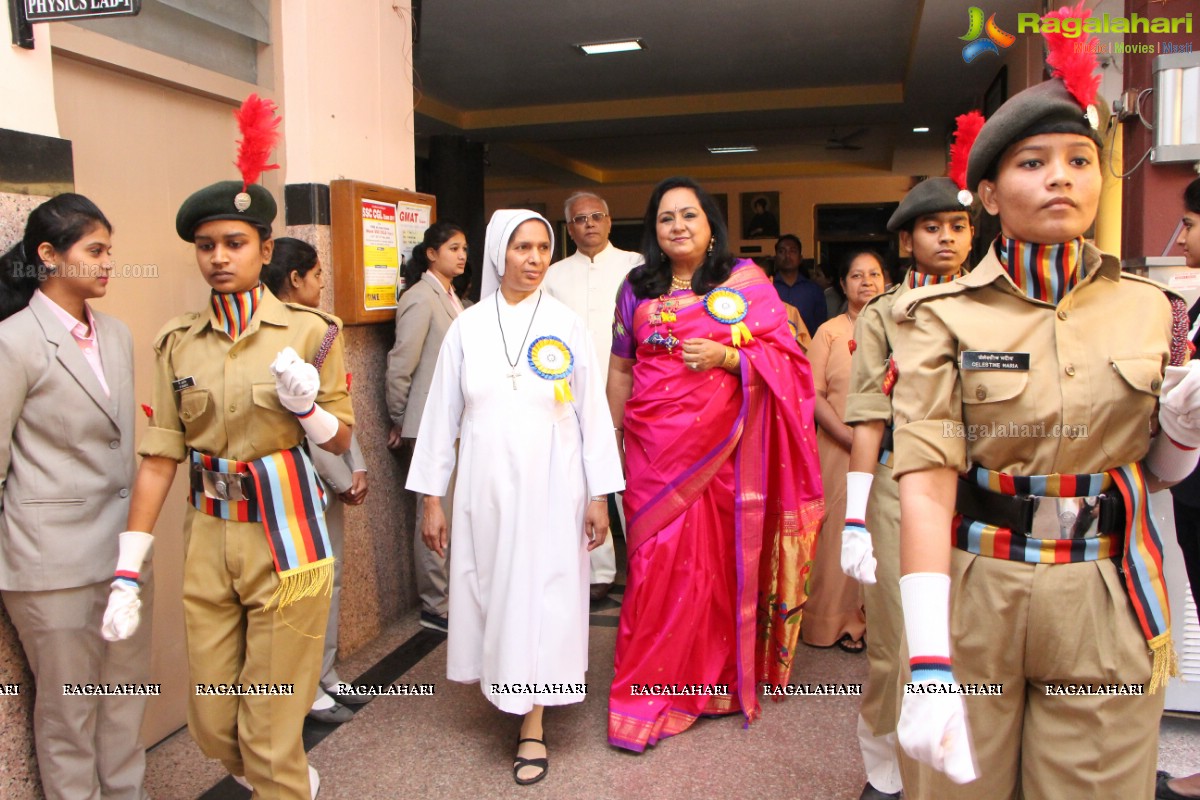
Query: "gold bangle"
722 346 739 370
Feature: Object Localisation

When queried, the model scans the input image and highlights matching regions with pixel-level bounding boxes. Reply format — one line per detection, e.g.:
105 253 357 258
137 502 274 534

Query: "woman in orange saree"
606 176 824 752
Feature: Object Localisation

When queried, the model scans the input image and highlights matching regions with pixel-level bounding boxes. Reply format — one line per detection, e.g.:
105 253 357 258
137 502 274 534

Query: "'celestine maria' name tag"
959 351 1030 371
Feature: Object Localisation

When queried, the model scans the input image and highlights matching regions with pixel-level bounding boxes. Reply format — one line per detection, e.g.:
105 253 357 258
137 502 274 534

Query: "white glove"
270 347 339 444
897 687 977 784
841 525 877 584
1158 362 1200 448
841 472 877 583
101 531 153 642
897 573 978 785
270 346 320 414
101 582 141 642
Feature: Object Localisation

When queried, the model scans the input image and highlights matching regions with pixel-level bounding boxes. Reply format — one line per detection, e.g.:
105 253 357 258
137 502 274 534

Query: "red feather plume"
948 110 985 191
1041 0 1101 110
234 94 281 191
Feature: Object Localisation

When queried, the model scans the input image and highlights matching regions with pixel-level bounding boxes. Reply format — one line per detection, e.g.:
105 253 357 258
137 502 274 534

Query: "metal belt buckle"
1029 495 1101 540
199 468 249 502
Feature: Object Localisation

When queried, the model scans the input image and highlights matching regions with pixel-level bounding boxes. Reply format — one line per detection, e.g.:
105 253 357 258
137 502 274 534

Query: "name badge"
959 351 1030 371
172 376 196 392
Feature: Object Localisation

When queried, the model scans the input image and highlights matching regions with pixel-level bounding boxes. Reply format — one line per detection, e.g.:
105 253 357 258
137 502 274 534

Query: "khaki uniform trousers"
899 550 1162 800
861 458 903 738
2 576 152 800
183 507 329 800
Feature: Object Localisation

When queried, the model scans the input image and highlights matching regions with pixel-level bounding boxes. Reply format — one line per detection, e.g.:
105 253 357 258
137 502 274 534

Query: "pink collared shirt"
34 290 110 396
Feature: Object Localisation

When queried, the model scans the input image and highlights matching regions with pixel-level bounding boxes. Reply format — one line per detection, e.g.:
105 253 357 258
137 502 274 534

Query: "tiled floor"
145 588 1200 800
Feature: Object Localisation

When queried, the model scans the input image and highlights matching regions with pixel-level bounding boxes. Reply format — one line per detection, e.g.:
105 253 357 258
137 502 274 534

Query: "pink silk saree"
607 260 824 752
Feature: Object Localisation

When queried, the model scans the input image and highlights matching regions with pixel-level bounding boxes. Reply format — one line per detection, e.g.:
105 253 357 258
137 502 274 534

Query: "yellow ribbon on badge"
528 336 575 404
704 288 753 348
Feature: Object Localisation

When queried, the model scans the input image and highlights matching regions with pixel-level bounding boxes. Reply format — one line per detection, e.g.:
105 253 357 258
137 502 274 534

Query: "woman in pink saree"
606 177 824 752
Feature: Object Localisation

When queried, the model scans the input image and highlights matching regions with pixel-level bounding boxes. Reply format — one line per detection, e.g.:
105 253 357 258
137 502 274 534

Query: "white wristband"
846 471 874 522
296 403 340 445
900 572 952 659
1145 433 1200 483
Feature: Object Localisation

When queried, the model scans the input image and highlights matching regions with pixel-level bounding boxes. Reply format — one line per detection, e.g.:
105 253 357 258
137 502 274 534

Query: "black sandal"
513 737 549 786
836 634 866 654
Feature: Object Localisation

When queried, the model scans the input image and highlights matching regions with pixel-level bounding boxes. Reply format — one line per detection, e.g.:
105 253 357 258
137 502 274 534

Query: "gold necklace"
670 274 691 292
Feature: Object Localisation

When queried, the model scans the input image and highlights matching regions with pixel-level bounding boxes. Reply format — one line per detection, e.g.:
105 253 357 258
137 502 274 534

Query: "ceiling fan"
825 128 868 151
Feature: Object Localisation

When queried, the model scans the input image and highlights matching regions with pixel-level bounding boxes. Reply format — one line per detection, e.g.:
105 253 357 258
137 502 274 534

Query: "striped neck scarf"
995 235 1084 305
211 284 265 340
904 269 962 289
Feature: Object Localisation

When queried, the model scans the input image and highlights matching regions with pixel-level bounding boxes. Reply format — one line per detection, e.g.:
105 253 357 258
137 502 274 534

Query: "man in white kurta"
542 192 641 597
406 211 624 715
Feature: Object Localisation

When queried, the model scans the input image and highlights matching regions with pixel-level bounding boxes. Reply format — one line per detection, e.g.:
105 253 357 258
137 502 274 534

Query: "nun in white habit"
406 209 624 785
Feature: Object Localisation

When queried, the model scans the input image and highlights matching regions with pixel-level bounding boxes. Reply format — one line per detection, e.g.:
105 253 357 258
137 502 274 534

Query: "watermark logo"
960 7 1016 63
1017 12 1192 38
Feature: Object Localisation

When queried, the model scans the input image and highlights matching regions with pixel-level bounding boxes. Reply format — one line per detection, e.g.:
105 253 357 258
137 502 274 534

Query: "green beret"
887 178 973 232
175 181 276 242
966 80 1101 190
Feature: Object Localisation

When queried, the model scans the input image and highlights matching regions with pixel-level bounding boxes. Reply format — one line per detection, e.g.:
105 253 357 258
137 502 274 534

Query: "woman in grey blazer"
0 194 151 800
386 221 467 632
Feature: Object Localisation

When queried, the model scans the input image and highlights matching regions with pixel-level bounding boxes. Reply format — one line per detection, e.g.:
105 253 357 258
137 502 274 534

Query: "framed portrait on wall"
740 191 780 239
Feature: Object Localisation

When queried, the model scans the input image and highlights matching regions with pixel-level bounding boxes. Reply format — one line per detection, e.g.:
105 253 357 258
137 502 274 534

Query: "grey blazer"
0 298 135 591
386 271 460 439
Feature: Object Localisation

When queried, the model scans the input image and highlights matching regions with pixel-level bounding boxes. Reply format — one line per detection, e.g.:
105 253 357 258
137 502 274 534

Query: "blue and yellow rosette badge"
528 336 575 402
703 287 752 347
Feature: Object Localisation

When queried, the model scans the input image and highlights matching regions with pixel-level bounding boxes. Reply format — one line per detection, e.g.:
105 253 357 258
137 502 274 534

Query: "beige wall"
279 0 416 188
488 174 914 258
0 17 58 137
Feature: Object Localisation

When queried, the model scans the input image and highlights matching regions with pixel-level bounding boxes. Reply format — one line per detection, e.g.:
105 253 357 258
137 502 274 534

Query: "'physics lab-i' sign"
23 0 140 23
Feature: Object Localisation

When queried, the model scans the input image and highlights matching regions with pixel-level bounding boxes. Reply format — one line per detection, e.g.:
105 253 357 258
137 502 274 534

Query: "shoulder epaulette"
863 283 902 311
283 301 343 330
1120 272 1185 304
152 312 202 350
892 280 971 323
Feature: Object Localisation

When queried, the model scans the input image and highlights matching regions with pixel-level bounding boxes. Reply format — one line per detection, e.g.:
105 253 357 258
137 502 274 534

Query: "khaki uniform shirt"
890 244 1173 479
139 289 354 463
845 282 907 426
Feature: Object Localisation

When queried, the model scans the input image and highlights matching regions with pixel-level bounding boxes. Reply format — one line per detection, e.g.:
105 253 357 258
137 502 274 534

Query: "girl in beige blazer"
386 221 467 630
0 194 151 800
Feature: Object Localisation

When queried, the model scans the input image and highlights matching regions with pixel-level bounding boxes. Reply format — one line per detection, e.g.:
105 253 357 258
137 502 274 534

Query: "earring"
660 252 666 263
707 238 715 256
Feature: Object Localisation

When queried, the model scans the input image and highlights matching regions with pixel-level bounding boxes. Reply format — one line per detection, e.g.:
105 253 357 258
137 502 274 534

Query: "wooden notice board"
330 180 436 326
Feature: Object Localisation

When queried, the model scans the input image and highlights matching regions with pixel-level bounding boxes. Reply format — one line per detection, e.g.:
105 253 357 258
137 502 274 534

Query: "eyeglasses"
570 212 609 226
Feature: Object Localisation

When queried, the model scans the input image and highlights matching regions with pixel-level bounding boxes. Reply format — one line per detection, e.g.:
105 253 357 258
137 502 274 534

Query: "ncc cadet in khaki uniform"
887 9 1200 799
110 97 354 800
841 176 974 800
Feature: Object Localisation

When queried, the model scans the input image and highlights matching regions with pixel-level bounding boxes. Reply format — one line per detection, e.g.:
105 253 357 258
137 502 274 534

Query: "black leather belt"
955 479 1126 538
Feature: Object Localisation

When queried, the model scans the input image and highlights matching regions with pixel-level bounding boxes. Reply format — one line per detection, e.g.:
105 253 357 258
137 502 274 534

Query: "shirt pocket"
960 369 1029 406
251 382 289 415
251 382 300 452
179 388 214 431
1103 354 1163 457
